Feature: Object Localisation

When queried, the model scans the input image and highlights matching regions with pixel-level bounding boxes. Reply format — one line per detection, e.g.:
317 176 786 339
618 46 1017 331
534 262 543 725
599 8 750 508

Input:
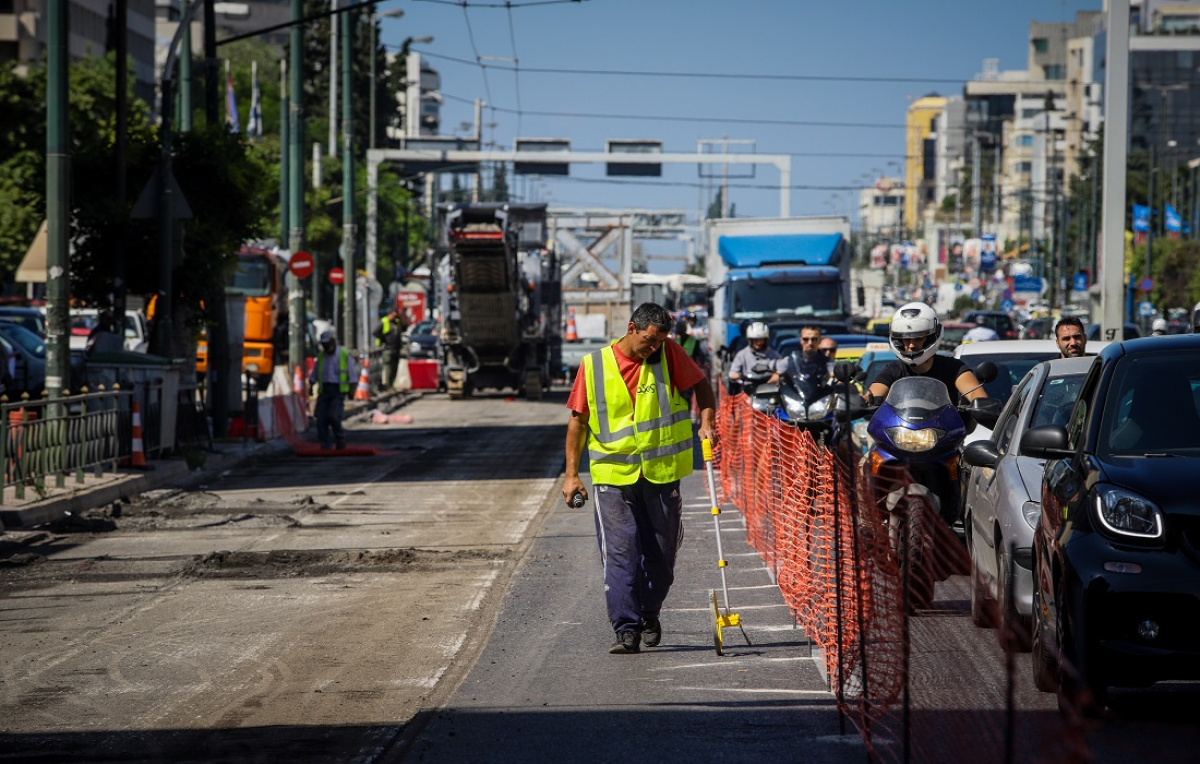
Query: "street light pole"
369 8 404 151
342 3 357 350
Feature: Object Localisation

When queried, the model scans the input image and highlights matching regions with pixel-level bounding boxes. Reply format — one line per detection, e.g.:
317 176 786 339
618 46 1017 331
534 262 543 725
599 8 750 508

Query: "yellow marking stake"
702 438 751 655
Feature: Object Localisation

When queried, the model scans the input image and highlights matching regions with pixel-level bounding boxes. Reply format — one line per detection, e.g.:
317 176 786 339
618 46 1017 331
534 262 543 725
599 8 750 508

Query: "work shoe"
642 617 662 647
609 630 641 654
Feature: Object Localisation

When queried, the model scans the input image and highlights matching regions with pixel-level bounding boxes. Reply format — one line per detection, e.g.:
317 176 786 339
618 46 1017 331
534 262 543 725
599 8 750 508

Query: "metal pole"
46 0 70 401
114 0 128 330
971 135 982 235
342 2 357 350
369 12 376 151
289 0 307 345
180 1 192 132
329 0 338 158
1100 0 1130 336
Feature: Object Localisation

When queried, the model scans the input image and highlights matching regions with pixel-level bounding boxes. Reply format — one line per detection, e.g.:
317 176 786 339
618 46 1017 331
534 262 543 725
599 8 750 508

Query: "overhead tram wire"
459 2 495 109
506 1 523 135
415 0 590 7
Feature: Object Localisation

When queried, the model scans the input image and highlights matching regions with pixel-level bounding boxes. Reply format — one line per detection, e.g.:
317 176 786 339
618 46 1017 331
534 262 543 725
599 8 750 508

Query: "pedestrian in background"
563 302 717 655
373 307 411 391
310 329 357 450
1054 316 1088 358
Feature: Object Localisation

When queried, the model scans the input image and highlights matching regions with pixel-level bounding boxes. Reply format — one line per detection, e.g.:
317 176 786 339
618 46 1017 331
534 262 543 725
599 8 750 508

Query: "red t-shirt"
566 339 704 418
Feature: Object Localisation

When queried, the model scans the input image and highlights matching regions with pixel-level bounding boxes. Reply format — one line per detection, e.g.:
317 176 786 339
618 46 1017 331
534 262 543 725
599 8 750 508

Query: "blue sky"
378 0 1098 251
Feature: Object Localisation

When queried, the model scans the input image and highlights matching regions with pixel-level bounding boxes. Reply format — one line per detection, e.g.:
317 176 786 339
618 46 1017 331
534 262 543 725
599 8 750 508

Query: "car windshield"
226 255 273 297
730 280 842 320
960 351 1058 405
883 376 952 424
1028 373 1086 429
1 323 46 357
1100 351 1200 456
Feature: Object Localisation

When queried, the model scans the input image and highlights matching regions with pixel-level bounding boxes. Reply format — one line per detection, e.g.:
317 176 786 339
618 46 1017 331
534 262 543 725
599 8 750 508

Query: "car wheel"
1030 582 1057 692
1057 576 1107 717
996 544 1031 652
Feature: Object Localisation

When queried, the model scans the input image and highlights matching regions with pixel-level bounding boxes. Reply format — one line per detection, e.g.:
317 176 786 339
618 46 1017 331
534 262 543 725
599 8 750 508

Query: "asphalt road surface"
2 386 1198 762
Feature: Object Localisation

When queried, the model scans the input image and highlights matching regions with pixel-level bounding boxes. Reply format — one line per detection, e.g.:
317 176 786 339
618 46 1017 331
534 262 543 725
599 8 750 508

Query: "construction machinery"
436 203 562 400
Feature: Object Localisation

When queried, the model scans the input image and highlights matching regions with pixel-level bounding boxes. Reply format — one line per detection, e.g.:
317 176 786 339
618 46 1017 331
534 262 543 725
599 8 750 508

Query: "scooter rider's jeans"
592 478 684 635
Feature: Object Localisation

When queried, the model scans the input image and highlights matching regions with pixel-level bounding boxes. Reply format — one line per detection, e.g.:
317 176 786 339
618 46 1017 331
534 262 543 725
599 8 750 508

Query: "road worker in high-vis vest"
563 303 717 655
310 329 358 450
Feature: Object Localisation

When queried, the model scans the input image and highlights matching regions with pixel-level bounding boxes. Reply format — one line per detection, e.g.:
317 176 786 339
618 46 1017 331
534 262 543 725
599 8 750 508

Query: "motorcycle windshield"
882 377 952 424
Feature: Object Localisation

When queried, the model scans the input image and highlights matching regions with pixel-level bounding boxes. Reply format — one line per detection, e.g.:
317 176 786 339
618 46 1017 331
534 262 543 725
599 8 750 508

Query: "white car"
953 339 1108 445
960 356 1095 643
69 308 150 353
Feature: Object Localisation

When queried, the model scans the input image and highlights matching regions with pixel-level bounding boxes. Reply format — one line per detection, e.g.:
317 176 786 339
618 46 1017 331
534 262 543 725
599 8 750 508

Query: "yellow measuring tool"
702 438 751 656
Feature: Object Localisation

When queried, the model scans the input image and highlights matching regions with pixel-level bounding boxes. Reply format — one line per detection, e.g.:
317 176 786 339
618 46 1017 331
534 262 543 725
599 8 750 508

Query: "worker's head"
890 302 942 367
745 321 770 351
1151 317 1168 336
319 329 337 354
1054 316 1087 358
818 337 838 358
625 303 674 359
674 319 690 339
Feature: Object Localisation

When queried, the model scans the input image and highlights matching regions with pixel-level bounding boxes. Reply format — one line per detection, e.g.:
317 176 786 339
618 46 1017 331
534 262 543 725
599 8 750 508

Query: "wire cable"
506 1 523 135
416 0 589 7
459 2 495 108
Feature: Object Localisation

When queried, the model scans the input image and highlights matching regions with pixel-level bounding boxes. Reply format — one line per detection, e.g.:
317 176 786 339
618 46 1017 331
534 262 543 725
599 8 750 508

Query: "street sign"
1138 300 1155 318
1140 277 1154 292
289 250 314 279
1000 299 1015 312
328 267 345 285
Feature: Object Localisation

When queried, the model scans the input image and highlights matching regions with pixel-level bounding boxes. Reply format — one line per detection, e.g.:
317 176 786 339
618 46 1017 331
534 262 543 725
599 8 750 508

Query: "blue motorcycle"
863 369 1000 609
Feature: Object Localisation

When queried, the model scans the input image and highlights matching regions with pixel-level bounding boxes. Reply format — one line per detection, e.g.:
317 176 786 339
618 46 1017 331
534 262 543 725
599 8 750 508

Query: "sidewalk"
0 387 422 534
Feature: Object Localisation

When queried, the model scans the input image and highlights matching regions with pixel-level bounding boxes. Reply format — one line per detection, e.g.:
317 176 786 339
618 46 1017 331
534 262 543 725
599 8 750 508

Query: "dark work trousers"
314 389 346 449
592 478 685 635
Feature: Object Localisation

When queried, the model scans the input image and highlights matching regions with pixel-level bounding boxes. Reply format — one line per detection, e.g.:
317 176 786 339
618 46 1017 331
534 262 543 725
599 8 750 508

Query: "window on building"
1016 135 1034 147
1021 108 1043 119
1033 38 1049 54
1044 65 1066 80
1017 162 1033 173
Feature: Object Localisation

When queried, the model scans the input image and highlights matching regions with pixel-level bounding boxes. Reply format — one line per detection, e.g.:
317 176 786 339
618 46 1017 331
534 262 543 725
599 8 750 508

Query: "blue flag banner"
1165 204 1181 233
1133 204 1150 233
247 61 262 140
225 61 240 134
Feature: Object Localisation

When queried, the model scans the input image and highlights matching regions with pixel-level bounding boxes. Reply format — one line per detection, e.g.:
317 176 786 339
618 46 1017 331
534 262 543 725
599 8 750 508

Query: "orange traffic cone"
293 364 306 399
125 400 149 469
565 307 578 341
354 358 371 400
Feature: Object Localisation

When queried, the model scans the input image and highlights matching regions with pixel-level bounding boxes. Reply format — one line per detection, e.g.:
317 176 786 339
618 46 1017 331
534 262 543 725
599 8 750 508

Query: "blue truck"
705 216 853 364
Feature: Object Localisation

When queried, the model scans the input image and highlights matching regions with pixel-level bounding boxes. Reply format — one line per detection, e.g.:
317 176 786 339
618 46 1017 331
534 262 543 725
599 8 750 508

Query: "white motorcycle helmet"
745 321 770 341
890 302 942 367
1193 301 1200 333
1151 317 1167 335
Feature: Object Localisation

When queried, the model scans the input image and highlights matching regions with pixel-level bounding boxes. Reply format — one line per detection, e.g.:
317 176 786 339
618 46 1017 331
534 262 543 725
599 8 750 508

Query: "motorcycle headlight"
807 394 832 420
410 341 422 353
885 426 944 452
1022 500 1040 530
782 392 807 419
1092 485 1163 541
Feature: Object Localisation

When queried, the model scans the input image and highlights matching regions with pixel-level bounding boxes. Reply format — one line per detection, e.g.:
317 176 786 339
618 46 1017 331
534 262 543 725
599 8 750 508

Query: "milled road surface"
0 391 566 761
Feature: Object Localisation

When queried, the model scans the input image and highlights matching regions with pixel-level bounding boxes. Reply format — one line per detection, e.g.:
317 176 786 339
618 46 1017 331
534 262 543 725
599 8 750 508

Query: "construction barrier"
716 391 1091 762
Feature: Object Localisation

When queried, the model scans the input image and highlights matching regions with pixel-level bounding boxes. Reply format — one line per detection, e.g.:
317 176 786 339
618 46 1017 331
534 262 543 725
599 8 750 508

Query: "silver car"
961 355 1094 646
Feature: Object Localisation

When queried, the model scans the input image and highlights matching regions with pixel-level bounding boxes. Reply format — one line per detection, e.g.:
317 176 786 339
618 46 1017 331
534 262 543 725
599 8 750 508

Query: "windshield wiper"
1136 453 1183 458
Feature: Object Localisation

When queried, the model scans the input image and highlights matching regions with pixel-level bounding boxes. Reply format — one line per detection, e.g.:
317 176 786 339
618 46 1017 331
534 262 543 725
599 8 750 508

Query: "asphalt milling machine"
436 203 562 400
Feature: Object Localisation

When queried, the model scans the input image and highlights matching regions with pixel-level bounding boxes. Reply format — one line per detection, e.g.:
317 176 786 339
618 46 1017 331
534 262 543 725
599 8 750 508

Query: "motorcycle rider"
728 321 782 390
780 326 832 387
866 302 988 525
1150 318 1168 336
867 303 987 406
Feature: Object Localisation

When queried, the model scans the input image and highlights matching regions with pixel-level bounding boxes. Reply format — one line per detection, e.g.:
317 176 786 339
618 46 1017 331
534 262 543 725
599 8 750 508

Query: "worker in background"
373 306 412 391
310 329 357 450
86 310 125 356
1151 318 1168 336
563 302 717 655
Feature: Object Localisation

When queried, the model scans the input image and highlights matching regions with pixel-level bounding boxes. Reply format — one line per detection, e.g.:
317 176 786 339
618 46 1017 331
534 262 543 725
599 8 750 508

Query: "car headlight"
1022 500 1040 530
885 426 944 452
1092 485 1163 541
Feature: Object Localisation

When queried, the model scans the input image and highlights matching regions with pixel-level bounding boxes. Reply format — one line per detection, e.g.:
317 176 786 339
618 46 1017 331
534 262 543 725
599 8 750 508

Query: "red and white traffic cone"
293 364 306 399
354 359 371 401
565 307 579 341
124 400 149 469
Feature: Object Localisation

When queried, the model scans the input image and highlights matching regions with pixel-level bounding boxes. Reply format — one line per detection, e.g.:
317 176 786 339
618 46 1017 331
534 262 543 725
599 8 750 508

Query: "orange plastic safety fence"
716 391 1092 763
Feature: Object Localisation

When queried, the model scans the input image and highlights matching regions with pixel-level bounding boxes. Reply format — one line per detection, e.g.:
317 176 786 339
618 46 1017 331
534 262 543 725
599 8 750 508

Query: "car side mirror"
974 361 999 385
1020 425 1072 459
963 440 1001 469
965 397 1002 429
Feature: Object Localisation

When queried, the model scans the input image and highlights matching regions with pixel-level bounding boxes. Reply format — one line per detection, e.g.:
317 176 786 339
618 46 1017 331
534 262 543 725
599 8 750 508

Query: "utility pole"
46 0 69 401
329 0 338 158
971 134 982 236
203 0 229 434
342 2 357 350
283 54 304 382
180 1 192 132
113 0 128 335
289 0 307 364
1100 0 1130 336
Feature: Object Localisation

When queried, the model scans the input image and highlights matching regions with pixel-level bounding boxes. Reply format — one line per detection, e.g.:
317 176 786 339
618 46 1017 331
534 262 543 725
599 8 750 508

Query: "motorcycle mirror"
973 361 999 384
833 361 856 382
964 397 1002 429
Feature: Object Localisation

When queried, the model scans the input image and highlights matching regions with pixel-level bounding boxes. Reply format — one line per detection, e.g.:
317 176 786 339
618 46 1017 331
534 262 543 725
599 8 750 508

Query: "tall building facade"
904 94 947 231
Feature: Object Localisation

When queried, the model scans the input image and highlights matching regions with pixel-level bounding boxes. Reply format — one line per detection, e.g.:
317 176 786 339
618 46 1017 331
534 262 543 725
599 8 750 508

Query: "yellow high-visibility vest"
583 341 694 485
317 347 352 394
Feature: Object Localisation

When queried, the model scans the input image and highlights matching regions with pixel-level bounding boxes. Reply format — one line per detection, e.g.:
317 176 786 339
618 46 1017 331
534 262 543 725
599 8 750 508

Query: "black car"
963 310 1019 340
406 318 440 359
0 321 87 398
1021 334 1200 712
0 307 47 337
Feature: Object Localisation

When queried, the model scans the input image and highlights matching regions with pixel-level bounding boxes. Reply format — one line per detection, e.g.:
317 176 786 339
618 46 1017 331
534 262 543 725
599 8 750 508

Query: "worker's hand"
768 372 780 384
562 476 588 508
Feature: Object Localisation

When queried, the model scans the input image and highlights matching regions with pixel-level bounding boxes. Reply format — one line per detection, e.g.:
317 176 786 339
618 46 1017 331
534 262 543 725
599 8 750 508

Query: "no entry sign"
289 250 313 279
328 267 345 285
